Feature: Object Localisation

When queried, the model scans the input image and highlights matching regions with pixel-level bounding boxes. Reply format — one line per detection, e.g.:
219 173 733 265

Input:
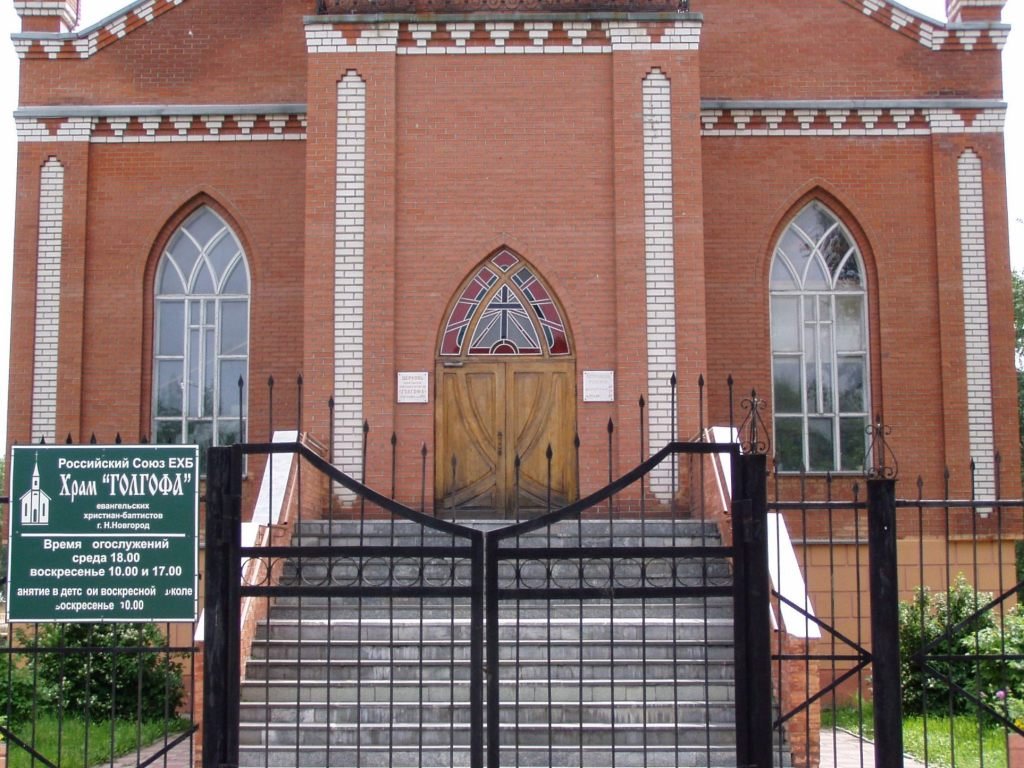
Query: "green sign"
5 445 199 623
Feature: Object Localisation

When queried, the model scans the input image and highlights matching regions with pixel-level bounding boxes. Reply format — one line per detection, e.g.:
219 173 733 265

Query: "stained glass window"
154 207 250 467
440 249 570 357
770 202 868 472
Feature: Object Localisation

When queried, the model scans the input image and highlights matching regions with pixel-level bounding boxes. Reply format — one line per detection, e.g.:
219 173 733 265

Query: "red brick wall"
6 0 1016 502
17 0 309 107
698 0 1004 99
702 132 1017 495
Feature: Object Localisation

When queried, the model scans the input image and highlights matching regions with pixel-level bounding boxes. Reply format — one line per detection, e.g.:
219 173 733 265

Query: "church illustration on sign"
20 455 50 526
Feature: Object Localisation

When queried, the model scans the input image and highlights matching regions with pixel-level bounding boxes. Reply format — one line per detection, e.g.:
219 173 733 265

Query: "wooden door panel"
508 363 576 514
436 366 504 511
437 361 576 517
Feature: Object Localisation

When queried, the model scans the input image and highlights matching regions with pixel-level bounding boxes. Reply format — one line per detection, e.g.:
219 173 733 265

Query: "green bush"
899 574 996 715
1 663 40 724
16 623 184 722
977 604 1024 695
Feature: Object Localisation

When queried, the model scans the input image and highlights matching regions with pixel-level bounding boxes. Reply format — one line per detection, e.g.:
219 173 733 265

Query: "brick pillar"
945 0 1005 22
13 0 78 32
776 632 821 768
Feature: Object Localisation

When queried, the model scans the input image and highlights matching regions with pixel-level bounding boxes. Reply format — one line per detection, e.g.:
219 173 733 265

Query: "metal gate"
203 439 769 768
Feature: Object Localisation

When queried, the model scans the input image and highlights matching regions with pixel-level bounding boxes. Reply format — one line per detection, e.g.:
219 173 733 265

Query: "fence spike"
89 433 97 444
420 442 428 515
727 374 735 434
65 432 73 444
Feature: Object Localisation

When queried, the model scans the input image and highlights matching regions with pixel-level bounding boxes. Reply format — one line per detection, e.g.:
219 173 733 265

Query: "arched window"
770 202 869 472
153 207 249 458
439 247 570 357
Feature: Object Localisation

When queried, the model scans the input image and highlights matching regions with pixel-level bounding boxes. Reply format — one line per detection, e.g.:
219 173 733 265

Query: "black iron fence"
0 431 200 768
203 435 771 768
0 494 199 768
5 373 1024 768
770 456 1024 768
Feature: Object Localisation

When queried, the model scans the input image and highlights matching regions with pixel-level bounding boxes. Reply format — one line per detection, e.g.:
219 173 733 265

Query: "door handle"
497 431 503 457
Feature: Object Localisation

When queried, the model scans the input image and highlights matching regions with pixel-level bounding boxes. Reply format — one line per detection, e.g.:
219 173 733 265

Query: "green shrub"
899 574 996 715
977 604 1024 697
16 624 184 722
1 663 40 725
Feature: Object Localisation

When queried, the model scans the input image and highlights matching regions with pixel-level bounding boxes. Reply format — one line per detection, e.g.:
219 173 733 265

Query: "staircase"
238 519 740 768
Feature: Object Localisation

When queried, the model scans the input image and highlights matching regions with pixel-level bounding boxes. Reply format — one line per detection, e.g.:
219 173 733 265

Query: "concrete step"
237 700 736 726
249 638 734 662
237 744 741 768
242 658 735 682
256 618 733 643
254 617 735 644
278 561 733 584
237 516 743 768
290 519 721 539
238 720 738 748
262 596 734 618
239 678 735 704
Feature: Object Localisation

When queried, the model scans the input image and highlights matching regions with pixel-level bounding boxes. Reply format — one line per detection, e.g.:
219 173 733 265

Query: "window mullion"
213 298 221 445
828 295 841 470
798 297 810 472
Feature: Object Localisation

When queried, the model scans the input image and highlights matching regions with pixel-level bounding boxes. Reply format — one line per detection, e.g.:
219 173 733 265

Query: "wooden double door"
436 360 577 517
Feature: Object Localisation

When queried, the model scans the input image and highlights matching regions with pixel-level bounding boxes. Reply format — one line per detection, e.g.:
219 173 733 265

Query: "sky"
0 0 1020 447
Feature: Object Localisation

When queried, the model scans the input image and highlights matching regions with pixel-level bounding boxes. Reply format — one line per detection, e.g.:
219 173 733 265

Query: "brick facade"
4 0 1016 504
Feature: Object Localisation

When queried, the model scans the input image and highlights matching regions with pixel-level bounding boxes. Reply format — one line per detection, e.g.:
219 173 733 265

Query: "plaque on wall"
397 372 430 403
583 370 615 403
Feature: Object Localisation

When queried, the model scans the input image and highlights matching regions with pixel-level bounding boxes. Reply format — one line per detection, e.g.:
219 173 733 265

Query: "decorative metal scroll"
864 413 898 480
738 389 771 456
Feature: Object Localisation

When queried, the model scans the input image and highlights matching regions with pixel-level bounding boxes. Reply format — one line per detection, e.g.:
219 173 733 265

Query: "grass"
824 703 1010 768
3 715 190 768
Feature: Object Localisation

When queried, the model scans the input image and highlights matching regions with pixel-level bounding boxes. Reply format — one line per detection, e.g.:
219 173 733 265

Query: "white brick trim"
838 0 1007 50
13 0 188 59
305 18 701 54
13 0 78 29
958 149 995 501
643 69 676 498
31 158 64 444
334 72 366 489
700 105 1005 136
15 111 307 143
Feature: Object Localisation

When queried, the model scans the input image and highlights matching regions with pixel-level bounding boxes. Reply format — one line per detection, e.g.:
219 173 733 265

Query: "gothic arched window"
439 247 570 357
770 202 869 472
153 207 250 456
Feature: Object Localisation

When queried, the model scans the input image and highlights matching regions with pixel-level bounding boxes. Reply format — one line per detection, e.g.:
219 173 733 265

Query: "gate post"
203 445 242 768
732 452 772 768
867 477 902 768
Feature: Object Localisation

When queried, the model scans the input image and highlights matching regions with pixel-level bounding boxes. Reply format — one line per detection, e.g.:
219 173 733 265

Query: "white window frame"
152 207 250 463
769 202 870 473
